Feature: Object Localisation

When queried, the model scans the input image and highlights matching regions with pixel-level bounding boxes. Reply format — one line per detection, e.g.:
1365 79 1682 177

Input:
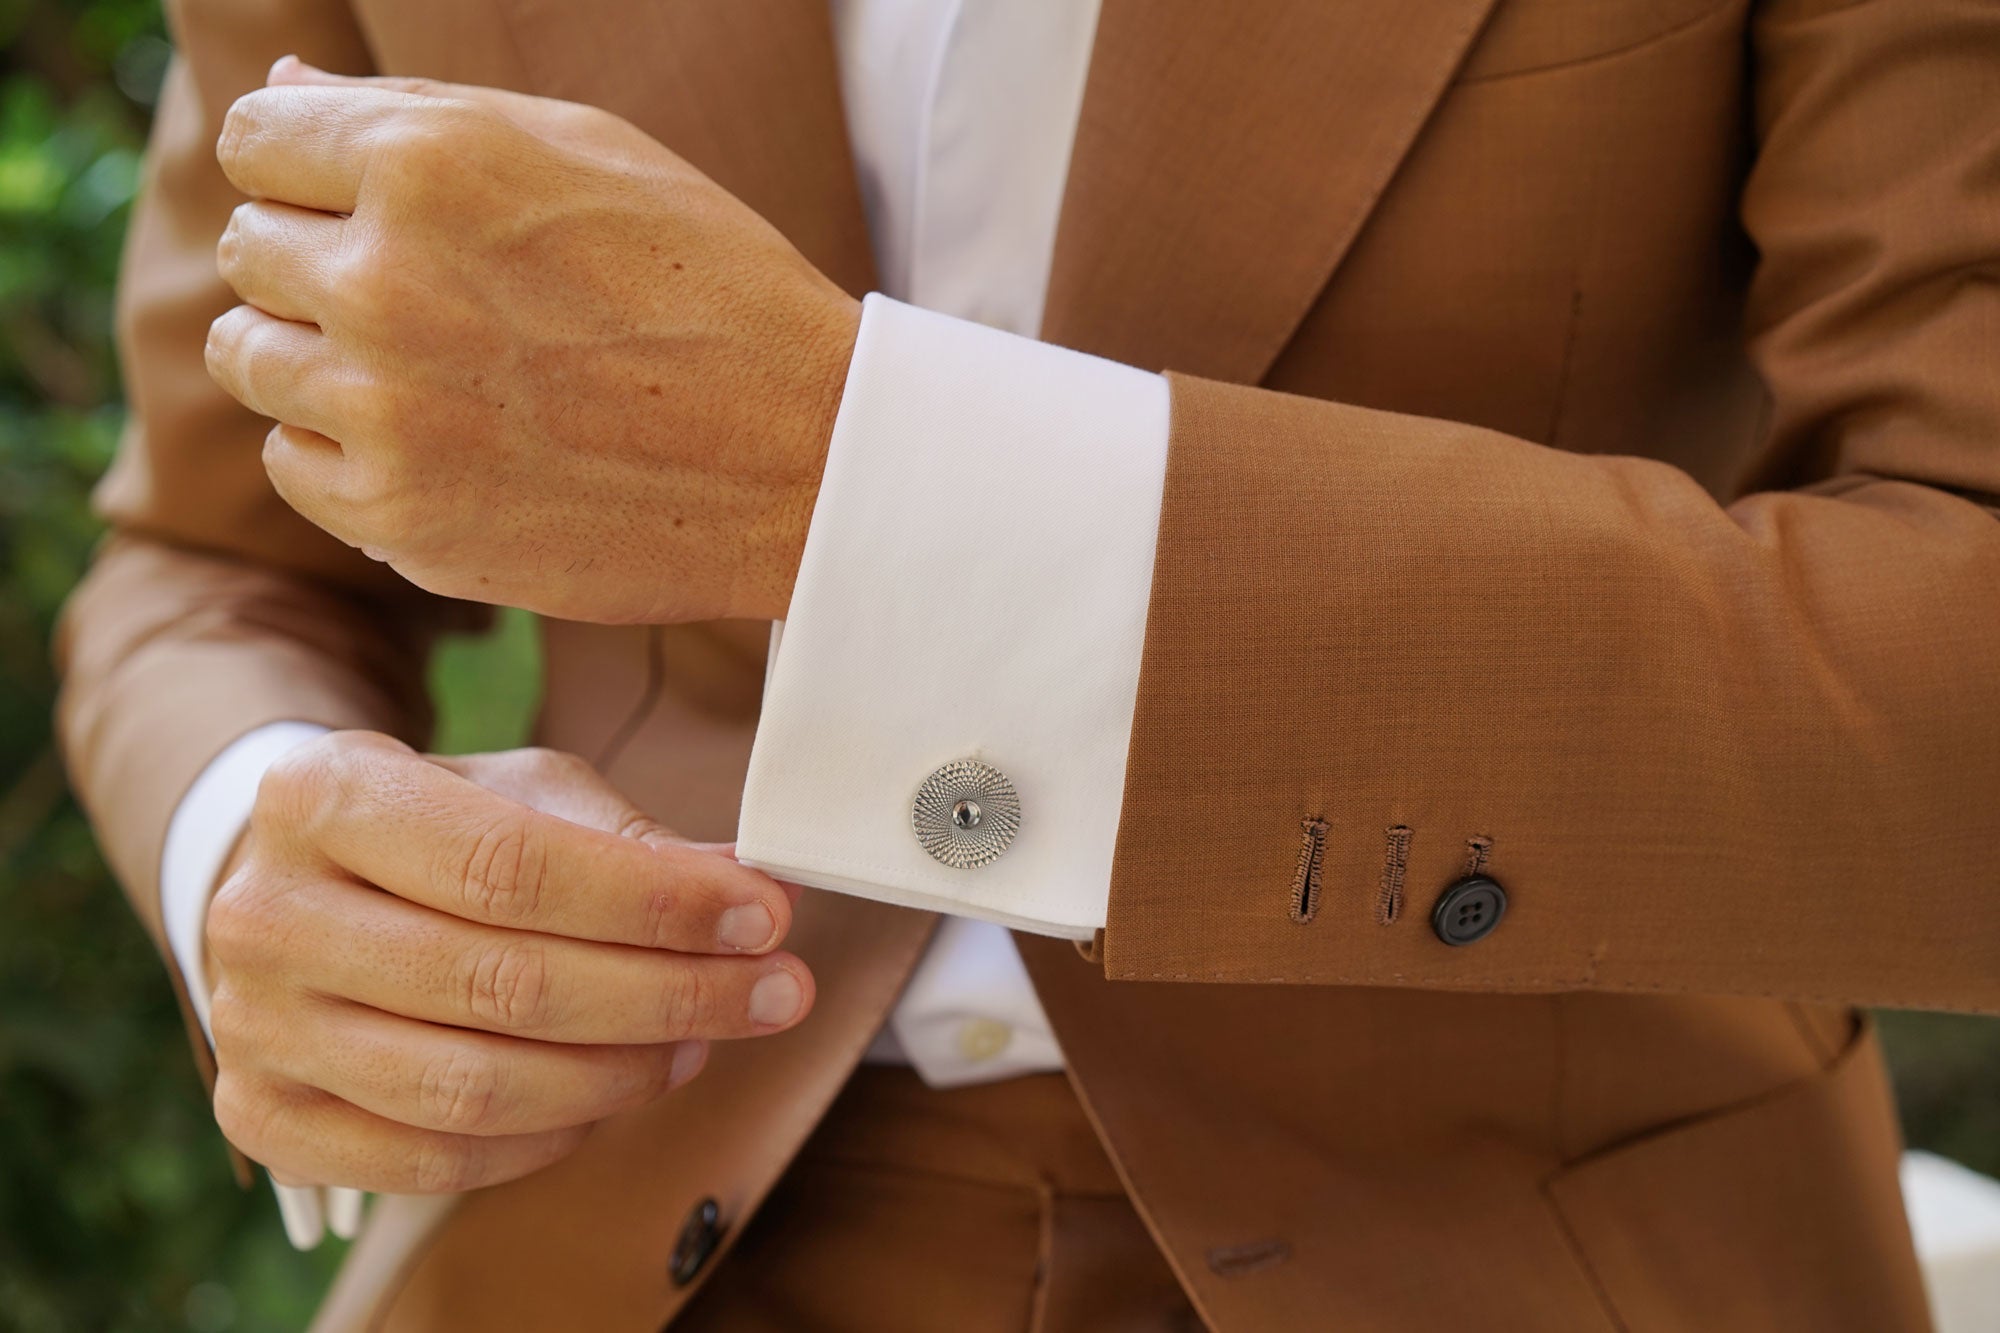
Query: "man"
56 0 2000 1328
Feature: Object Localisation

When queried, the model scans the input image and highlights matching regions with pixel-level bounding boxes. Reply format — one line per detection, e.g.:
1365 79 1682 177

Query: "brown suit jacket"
57 0 2000 1328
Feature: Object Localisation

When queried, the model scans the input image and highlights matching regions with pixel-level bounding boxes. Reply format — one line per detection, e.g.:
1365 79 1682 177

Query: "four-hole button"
1431 876 1507 947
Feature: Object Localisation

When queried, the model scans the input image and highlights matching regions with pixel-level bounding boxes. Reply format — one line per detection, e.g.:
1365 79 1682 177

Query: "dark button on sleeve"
1431 876 1507 946
668 1196 725 1287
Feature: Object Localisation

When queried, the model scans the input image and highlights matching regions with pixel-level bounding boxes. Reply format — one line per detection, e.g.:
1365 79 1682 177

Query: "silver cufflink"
912 759 1020 869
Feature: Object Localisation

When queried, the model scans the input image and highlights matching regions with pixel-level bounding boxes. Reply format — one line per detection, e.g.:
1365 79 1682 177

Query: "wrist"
738 287 861 621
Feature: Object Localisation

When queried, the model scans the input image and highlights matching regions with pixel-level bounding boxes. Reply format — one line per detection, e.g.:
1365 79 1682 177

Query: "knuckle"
215 204 251 281
329 242 411 328
349 490 425 568
636 1044 687 1104
615 810 669 847
417 1047 502 1133
655 964 708 1039
268 730 337 793
381 105 483 179
210 1070 253 1140
321 729 397 791
463 940 554 1032
434 99 500 133
520 747 589 781
205 982 254 1058
256 740 319 807
594 1047 677 1118
409 1135 478 1195
205 869 279 968
257 731 411 850
212 1071 282 1159
338 454 404 525
229 315 277 375
217 95 259 175
259 421 296 480
257 737 344 844
318 726 392 766
204 306 248 365
457 817 547 927
204 876 251 961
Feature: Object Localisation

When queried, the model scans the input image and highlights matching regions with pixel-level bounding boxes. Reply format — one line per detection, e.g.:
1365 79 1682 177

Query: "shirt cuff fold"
738 295 1169 938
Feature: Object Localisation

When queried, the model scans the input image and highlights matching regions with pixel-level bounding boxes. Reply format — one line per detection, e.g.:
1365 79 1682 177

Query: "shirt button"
955 1017 1014 1064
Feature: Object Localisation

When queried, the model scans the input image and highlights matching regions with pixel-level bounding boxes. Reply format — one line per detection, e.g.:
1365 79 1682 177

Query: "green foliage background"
0 6 539 1327
0 1 1991 1329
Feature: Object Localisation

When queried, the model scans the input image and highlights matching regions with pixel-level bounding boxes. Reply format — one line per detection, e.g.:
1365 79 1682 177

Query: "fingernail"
748 970 803 1027
667 1040 708 1088
718 902 777 952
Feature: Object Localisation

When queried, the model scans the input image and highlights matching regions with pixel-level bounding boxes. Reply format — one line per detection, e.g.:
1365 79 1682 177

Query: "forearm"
1096 0 2000 1007
743 0 2000 1011
742 319 1997 1009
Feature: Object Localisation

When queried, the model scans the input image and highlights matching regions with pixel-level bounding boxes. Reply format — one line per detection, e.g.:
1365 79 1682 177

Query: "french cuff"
737 294 1169 939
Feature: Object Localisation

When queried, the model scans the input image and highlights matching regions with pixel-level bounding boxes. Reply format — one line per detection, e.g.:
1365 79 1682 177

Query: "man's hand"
204 59 862 624
204 732 813 1194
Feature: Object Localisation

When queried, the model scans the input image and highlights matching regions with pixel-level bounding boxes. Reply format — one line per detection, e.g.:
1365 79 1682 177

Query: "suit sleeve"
1098 0 2000 1012
55 0 462 1085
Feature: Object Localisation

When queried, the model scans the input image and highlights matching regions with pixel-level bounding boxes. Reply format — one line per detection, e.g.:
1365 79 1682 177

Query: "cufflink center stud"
913 760 1020 869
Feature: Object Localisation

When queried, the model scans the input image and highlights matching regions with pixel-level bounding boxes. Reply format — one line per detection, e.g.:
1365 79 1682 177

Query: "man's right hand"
203 731 811 1194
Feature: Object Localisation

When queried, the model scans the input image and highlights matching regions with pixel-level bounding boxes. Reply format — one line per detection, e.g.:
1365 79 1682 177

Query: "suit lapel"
495 0 877 297
1043 0 1503 384
495 0 1498 384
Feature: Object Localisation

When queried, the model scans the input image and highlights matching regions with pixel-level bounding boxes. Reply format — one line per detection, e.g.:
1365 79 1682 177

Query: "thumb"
267 55 466 101
265 56 345 88
267 55 426 92
264 55 667 162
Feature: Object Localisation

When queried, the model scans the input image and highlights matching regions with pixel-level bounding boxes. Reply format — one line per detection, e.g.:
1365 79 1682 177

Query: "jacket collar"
1043 0 1504 381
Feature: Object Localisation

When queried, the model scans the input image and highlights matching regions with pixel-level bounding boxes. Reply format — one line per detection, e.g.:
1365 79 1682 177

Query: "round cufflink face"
913 759 1020 869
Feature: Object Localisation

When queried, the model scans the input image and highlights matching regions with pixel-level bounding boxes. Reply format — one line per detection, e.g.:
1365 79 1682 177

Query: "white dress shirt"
749 0 1166 948
162 0 1168 1248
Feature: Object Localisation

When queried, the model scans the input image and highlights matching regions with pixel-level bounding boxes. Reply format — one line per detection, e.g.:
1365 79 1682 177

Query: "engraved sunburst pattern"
912 759 1021 869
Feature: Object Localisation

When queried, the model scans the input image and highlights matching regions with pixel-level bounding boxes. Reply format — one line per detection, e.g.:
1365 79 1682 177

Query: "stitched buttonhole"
1290 818 1328 923
1464 834 1493 877
1206 1237 1292 1277
1378 825 1412 925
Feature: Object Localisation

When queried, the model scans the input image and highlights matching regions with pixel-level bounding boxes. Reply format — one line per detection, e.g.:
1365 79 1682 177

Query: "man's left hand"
206 59 861 624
